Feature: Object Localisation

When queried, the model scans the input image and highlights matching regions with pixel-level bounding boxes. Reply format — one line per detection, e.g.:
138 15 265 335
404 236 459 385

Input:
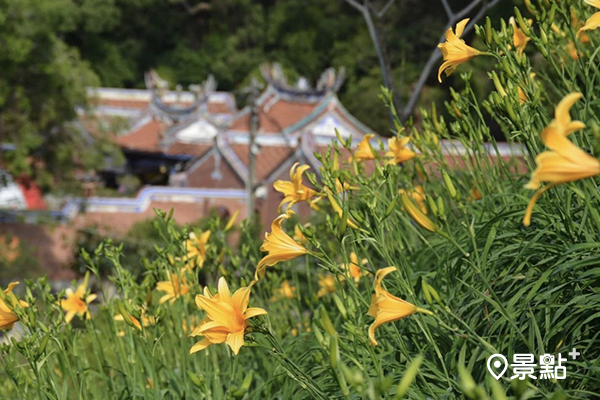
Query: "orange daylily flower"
317 274 337 298
386 136 416 165
185 230 211 269
273 163 317 211
340 252 368 283
190 277 266 355
156 273 191 304
524 93 600 226
438 18 480 82
349 134 376 163
368 267 431 346
256 211 308 279
60 278 97 323
270 280 297 301
509 17 531 56
579 0 600 34
0 282 28 330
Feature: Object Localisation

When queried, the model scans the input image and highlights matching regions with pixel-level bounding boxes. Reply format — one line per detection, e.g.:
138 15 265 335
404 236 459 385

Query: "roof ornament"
260 62 345 100
144 70 216 121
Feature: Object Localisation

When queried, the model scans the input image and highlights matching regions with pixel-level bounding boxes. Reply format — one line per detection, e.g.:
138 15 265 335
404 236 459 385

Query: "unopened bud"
400 192 437 233
514 7 531 37
442 171 458 199
485 17 493 45
490 72 507 97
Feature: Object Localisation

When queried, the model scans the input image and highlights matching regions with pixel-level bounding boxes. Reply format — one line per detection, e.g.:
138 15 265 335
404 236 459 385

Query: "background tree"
0 0 102 192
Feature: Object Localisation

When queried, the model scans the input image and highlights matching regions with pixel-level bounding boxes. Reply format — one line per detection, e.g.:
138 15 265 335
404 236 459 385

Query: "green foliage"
1 1 600 399
0 0 103 191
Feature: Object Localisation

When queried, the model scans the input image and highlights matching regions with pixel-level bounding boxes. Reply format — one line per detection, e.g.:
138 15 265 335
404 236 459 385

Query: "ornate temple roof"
89 65 373 188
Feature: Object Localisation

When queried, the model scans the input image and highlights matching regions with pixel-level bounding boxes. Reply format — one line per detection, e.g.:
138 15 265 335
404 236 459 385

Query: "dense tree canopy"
65 0 515 132
0 0 516 192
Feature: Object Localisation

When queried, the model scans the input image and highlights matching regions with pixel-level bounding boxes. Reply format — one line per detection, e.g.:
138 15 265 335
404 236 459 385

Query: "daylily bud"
319 307 337 336
400 193 437 232
384 196 398 220
224 210 239 232
187 371 205 390
312 323 326 346
340 364 365 387
547 5 555 23
490 72 507 97
39 321 49 333
442 171 458 199
427 196 438 217
427 283 443 306
540 27 548 46
329 335 340 368
499 18 508 37
394 355 424 399
421 280 433 306
437 197 446 219
36 334 50 360
231 371 253 398
332 294 347 319
514 8 531 37
116 300 137 330
504 96 518 123
485 17 493 45
524 0 536 15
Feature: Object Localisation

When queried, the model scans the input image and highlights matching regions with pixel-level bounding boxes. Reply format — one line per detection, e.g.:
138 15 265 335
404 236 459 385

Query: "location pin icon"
487 354 508 380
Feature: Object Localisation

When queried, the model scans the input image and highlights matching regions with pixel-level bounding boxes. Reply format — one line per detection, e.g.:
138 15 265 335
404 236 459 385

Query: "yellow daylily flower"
156 273 191 304
60 278 97 323
579 0 600 34
0 282 28 330
256 211 308 279
368 267 431 346
349 134 376 163
509 16 531 56
185 230 211 269
317 274 337 298
273 163 317 211
517 72 536 104
566 41 579 60
524 93 600 226
190 277 266 355
438 18 481 82
270 280 297 301
385 136 416 165
340 252 368 283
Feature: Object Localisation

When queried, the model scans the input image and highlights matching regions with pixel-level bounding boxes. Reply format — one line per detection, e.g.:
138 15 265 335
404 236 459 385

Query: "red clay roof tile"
230 98 317 133
115 119 167 153
230 144 295 181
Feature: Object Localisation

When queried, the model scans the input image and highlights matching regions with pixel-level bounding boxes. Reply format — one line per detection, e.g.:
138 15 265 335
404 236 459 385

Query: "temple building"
92 63 371 226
